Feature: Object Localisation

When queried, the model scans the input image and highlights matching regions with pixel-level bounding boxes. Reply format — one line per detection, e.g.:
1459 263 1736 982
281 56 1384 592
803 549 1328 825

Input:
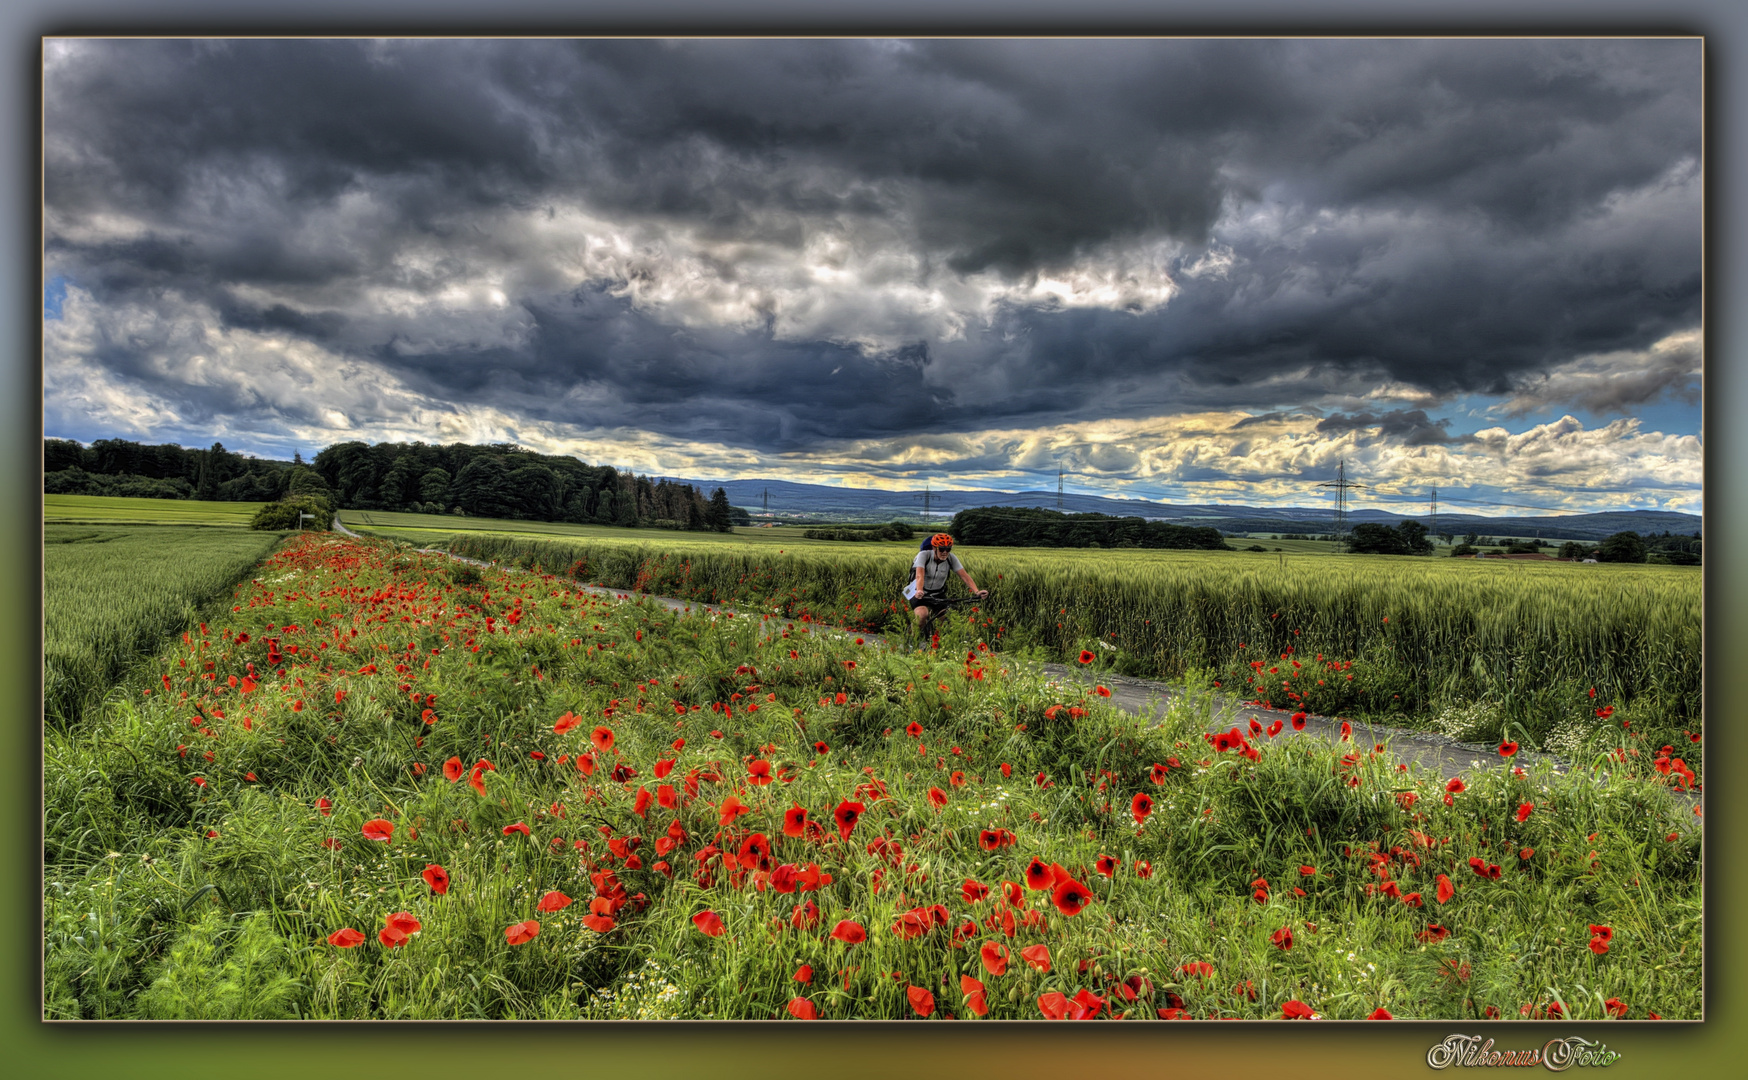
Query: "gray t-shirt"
907 550 962 596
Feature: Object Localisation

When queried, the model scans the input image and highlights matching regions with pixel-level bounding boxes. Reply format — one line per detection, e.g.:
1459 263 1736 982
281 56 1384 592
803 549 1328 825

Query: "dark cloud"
1314 409 1472 446
44 38 1701 456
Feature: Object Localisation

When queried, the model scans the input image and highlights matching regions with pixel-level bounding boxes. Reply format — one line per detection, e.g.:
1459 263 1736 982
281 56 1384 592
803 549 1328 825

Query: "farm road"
335 518 1688 799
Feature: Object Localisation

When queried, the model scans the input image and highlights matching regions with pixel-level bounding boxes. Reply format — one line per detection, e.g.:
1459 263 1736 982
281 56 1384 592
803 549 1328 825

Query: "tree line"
947 506 1230 550
43 437 742 533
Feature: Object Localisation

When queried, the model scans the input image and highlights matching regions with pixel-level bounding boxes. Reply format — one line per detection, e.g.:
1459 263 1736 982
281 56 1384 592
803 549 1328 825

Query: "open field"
409 529 1700 769
46 493 269 527
43 532 1700 1020
43 525 289 727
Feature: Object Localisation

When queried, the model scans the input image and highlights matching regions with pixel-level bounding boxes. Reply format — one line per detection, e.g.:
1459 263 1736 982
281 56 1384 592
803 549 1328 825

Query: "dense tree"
1596 531 1649 563
707 487 734 532
949 507 1227 549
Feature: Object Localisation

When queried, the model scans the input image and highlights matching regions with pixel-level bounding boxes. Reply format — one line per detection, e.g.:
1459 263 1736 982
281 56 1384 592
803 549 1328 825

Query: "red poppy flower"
738 832 772 871
1052 877 1092 916
928 786 948 810
791 899 821 930
581 913 616 933
422 863 449 895
1436 874 1454 904
1589 924 1613 942
978 829 1002 850
1024 858 1054 891
591 726 615 752
1180 962 1214 979
1020 943 1052 973
553 711 581 735
747 759 773 786
1604 997 1627 1018
327 927 366 948
361 818 394 843
1445 777 1466 794
1417 924 1449 943
502 822 531 836
980 940 1009 976
833 799 865 841
784 806 809 838
1131 792 1153 825
1094 854 1119 878
504 920 540 945
718 795 753 826
574 753 595 778
386 911 421 937
1369 1007 1393 1019
1095 685 1111 697
1135 860 1153 879
1498 740 1518 757
1402 892 1424 907
830 919 867 944
906 985 935 1018
1038 992 1070 1019
692 910 725 937
961 974 989 1017
1291 711 1307 731
1588 933 1611 955
1271 926 1294 951
962 879 990 903
1517 802 1534 823
1281 1000 1316 1019
632 786 652 818
1078 650 1095 664
537 890 573 913
786 997 819 1020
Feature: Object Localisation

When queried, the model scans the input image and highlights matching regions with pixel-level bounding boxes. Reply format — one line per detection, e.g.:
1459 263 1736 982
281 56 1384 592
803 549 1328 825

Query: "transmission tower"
1430 487 1437 538
762 488 769 514
912 480 935 522
1316 459 1365 541
1057 468 1064 511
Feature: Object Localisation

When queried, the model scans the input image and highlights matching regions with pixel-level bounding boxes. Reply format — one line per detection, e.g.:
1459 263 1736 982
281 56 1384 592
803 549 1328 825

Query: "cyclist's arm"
913 564 927 599
956 566 985 595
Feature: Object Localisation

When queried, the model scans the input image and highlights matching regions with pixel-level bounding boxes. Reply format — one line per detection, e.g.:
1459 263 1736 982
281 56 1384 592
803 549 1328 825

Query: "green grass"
43 524 289 728
46 493 268 527
42 532 1701 1020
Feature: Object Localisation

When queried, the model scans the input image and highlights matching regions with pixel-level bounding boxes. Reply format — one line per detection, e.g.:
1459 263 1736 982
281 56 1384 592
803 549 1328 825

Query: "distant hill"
672 477 1699 543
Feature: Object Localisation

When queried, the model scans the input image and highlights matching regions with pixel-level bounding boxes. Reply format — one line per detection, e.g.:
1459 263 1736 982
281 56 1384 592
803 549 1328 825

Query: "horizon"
45 39 1702 517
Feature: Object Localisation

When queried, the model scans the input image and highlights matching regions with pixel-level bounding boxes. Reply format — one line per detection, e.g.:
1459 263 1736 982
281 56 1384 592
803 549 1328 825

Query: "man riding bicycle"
904 533 988 634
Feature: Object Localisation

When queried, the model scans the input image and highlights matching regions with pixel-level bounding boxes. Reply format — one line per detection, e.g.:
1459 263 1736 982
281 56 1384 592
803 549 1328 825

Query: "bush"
249 494 334 531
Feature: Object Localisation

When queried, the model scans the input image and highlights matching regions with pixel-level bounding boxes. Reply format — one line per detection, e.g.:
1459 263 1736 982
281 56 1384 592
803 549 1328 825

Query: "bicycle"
901 589 995 651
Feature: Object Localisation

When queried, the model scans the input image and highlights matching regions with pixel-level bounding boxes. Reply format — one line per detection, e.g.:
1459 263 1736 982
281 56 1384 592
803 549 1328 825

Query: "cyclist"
903 533 988 634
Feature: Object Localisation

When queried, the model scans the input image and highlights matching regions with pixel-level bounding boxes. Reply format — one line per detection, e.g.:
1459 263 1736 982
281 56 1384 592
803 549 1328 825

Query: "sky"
42 37 1702 516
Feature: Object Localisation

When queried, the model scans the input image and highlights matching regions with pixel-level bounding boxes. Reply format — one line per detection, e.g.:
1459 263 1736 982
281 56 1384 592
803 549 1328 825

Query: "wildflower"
833 799 866 841
1020 943 1052 973
1436 875 1454 904
961 974 990 1017
1094 854 1119 878
1498 740 1518 757
906 985 936 1018
1517 802 1534 823
980 941 1010 976
1282 1000 1317 1019
361 819 394 843
1271 926 1294 950
502 822 531 836
422 864 449 895
327 927 366 948
692 911 726 937
504 920 540 945
1369 1007 1393 1019
830 920 867 944
962 879 990 903
1095 685 1111 697
1135 860 1153 879
1078 650 1095 664
537 890 573 913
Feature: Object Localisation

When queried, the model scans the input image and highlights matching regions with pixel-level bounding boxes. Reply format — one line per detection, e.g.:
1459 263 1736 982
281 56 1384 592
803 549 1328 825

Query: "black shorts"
903 590 949 613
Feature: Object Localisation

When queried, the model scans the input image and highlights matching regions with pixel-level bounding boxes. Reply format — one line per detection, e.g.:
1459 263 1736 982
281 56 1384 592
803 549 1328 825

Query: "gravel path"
333 514 1695 800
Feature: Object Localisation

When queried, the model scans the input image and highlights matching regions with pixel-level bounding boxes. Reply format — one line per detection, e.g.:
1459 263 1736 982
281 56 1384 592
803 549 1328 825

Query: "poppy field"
422 529 1701 773
43 532 1701 1020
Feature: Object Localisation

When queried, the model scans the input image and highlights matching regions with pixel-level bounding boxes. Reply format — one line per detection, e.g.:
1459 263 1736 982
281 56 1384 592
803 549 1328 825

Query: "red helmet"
930 533 954 550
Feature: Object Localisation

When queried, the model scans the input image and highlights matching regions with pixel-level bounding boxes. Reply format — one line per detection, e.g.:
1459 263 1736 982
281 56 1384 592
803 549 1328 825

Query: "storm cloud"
44 37 1701 509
